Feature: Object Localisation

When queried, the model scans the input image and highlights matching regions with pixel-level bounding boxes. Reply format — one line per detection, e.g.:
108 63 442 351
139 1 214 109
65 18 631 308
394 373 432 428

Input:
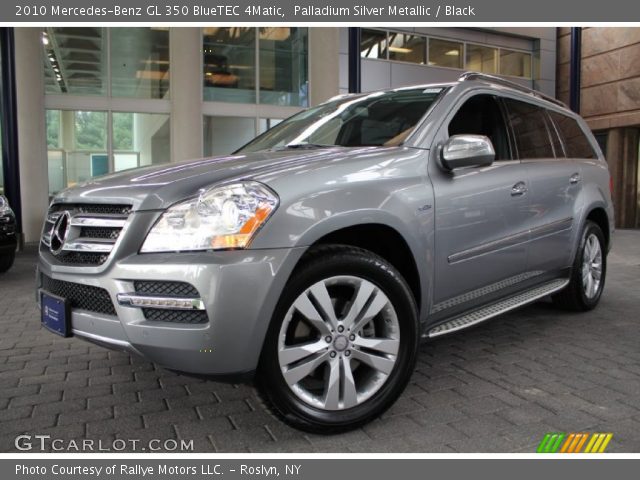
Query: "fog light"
117 294 205 311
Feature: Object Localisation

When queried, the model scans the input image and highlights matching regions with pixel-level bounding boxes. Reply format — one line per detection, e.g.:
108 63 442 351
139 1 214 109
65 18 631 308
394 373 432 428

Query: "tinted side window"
448 95 512 160
548 111 597 159
503 99 554 159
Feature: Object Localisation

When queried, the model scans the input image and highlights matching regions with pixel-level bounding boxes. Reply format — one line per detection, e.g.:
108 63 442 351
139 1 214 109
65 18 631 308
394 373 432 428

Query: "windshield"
238 87 445 153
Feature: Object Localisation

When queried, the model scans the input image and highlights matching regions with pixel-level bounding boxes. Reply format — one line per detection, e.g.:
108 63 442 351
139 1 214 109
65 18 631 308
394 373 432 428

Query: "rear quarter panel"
574 115 614 257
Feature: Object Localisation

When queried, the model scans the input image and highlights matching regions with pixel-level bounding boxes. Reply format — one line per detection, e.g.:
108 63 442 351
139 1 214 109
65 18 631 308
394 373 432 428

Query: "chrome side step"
427 278 569 338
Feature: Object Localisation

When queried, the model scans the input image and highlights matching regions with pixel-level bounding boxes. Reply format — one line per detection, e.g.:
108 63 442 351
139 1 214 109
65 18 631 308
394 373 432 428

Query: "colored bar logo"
537 432 613 453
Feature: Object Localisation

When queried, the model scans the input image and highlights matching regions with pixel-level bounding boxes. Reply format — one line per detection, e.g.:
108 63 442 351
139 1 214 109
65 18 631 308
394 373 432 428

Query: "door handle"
511 181 528 196
570 173 581 184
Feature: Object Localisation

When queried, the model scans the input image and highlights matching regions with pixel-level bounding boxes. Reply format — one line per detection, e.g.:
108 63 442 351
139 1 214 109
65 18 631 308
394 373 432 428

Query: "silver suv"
37 73 614 432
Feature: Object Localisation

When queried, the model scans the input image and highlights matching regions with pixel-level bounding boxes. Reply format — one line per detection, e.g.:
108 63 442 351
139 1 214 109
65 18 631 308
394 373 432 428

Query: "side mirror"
441 134 495 171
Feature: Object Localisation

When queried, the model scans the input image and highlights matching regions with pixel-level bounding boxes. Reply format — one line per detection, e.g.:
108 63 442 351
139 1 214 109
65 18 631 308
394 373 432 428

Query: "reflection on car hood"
52 146 389 211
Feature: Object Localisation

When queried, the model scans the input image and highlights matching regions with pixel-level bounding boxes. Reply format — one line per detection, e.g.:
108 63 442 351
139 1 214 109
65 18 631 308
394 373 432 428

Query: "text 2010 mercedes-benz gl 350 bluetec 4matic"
37 73 614 432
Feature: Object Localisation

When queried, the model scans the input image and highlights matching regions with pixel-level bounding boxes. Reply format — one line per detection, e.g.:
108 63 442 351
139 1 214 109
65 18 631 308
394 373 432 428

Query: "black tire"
553 220 607 311
0 252 15 273
257 245 419 433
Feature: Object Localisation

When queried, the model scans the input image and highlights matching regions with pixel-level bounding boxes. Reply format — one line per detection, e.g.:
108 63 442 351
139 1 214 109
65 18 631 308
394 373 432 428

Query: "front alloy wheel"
258 246 419 433
278 275 400 411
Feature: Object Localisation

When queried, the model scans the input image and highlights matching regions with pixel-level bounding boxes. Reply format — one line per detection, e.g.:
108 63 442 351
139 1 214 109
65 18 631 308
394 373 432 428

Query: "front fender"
250 158 435 324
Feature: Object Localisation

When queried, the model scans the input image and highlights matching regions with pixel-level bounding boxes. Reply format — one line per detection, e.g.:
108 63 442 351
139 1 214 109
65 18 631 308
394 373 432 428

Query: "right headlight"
140 181 278 253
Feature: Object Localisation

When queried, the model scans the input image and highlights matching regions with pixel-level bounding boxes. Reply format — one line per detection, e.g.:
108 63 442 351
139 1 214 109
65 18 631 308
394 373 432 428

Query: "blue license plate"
41 291 70 337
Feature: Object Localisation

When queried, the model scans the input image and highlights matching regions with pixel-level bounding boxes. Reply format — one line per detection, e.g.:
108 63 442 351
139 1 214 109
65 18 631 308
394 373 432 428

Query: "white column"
169 28 203 162
15 28 49 243
309 28 340 106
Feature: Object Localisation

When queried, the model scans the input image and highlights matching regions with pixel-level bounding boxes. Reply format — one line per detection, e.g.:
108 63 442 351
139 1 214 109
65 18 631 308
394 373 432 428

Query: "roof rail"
458 72 567 108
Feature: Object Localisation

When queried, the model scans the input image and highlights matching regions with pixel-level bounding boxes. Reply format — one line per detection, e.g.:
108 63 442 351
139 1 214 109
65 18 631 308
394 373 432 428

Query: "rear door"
428 93 531 312
503 99 582 274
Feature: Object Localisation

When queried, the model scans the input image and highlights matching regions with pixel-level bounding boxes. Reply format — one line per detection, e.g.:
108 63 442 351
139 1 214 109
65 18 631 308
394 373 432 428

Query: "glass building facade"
41 27 309 194
359 29 533 79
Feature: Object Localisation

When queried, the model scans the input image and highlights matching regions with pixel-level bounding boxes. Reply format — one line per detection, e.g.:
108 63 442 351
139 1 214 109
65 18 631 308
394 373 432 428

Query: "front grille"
80 227 121 240
49 203 132 216
134 281 200 298
41 203 132 266
142 308 209 324
54 252 107 265
41 275 116 316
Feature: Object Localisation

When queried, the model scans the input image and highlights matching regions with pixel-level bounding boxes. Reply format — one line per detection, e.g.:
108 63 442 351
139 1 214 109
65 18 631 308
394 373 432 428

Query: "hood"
52 147 384 211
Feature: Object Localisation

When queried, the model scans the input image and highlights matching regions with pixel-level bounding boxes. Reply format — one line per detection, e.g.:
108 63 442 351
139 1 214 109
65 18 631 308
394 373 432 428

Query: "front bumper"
37 247 305 376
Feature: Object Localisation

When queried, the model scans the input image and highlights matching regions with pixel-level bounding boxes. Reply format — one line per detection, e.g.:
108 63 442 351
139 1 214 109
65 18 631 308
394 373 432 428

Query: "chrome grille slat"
40 203 132 265
62 238 116 253
70 215 128 228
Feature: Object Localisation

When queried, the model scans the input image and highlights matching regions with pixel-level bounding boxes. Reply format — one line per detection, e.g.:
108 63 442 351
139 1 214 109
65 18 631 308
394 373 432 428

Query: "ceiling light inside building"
259 28 291 41
388 46 412 53
136 71 167 80
445 49 460 56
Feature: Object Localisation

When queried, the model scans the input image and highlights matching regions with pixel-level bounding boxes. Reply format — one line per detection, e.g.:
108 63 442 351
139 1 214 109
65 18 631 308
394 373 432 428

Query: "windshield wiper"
276 143 336 150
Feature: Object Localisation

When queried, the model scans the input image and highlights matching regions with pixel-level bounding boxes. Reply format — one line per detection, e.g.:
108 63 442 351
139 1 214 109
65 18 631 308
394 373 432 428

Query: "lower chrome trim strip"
72 329 143 356
448 217 574 264
448 229 529 264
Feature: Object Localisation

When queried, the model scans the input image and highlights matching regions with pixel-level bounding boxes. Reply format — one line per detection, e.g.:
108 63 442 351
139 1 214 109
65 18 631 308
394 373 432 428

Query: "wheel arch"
307 223 423 312
585 207 610 251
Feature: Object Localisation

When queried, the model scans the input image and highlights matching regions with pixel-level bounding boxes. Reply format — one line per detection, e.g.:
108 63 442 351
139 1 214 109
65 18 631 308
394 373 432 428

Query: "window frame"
443 92 517 163
544 110 568 159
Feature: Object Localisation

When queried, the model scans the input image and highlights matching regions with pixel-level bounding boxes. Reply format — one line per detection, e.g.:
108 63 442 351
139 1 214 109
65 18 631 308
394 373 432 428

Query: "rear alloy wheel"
553 220 607 311
582 232 603 300
258 246 418 433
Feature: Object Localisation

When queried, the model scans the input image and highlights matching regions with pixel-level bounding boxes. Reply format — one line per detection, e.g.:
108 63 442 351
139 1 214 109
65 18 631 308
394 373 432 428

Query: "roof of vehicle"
328 71 574 117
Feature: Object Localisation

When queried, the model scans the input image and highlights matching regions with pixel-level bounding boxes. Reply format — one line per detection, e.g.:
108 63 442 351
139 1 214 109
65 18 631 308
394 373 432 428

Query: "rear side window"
503 99 554 159
548 111 598 159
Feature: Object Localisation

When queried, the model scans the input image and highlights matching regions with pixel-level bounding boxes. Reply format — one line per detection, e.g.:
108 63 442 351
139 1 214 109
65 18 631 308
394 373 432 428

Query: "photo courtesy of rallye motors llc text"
15 464 301 477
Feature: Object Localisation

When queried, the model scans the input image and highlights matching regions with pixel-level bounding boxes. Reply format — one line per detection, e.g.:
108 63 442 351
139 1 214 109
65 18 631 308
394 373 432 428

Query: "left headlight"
140 181 278 253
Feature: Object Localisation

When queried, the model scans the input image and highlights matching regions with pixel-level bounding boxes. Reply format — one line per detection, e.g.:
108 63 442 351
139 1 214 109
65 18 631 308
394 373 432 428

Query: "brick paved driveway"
1 231 640 453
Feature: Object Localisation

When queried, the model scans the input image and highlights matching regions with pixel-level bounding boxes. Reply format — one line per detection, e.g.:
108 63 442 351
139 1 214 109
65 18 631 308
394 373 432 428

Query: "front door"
429 93 531 315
